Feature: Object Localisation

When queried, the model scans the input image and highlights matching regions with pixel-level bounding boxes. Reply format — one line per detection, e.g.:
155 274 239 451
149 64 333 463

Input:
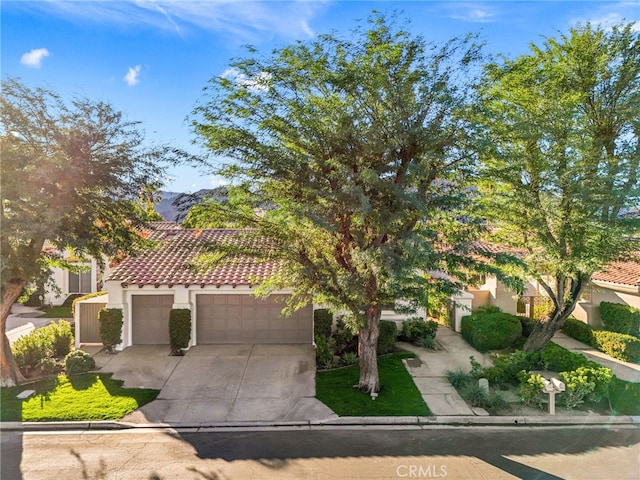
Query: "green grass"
38 306 73 318
607 377 640 415
1 374 159 422
316 352 430 416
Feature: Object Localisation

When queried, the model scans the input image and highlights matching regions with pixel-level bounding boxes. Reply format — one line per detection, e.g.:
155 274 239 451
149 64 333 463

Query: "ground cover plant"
561 318 640 362
316 352 429 416
0 373 159 421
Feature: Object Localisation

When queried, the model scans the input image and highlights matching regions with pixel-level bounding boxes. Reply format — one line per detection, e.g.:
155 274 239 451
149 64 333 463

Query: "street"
2 425 639 479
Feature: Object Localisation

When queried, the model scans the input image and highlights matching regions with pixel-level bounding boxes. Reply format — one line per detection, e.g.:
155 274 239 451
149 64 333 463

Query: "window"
69 266 92 294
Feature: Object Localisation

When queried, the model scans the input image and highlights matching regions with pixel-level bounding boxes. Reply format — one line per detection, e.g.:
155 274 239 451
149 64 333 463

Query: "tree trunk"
523 308 573 352
1 280 27 387
357 307 381 394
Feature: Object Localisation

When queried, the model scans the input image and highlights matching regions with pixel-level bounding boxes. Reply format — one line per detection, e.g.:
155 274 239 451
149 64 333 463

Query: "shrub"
40 357 64 375
46 320 74 357
377 320 397 354
540 342 589 372
314 309 333 337
446 369 472 389
460 312 522 352
561 318 595 345
559 366 613 409
400 318 438 344
519 316 540 338
65 350 96 374
333 317 357 355
415 335 435 349
474 305 502 314
169 309 191 355
12 331 49 372
342 351 358 365
480 350 542 386
518 371 546 409
98 308 123 352
71 291 107 316
599 302 640 336
62 294 84 307
315 334 334 368
591 330 640 362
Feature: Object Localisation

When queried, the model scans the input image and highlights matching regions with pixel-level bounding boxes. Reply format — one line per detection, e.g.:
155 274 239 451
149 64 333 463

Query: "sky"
2 1 639 193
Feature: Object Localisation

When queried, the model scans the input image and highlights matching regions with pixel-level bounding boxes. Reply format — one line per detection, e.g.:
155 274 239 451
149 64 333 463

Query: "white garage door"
196 294 312 344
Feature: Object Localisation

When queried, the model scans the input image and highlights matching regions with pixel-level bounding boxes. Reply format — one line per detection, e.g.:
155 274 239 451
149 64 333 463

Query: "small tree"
474 23 640 351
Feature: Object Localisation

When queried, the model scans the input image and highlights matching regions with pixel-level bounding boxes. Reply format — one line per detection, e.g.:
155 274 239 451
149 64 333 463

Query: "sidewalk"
551 331 640 382
5 304 53 345
399 327 493 416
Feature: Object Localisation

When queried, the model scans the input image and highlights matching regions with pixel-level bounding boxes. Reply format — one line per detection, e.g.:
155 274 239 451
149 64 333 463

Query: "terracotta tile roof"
592 260 640 287
107 229 281 287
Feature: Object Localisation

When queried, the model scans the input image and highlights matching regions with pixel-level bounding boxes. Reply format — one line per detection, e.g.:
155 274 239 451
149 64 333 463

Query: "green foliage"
519 316 540 338
313 309 333 337
332 317 357 355
608 378 640 415
169 309 192 355
415 335 435 349
98 308 123 352
474 305 502 314
314 334 335 369
479 350 542 386
446 369 473 389
518 372 546 409
12 332 49 372
71 291 107 316
591 330 640 362
599 302 640 335
191 13 488 391
461 312 522 352
47 320 74 357
377 320 397 354
399 318 438 345
561 318 595 345
475 23 640 352
540 342 590 372
64 350 96 374
342 351 358 365
559 366 613 409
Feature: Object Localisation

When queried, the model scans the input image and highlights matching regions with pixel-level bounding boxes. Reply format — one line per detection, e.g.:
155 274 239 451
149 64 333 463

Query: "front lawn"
1 374 159 422
38 305 73 318
316 352 430 416
607 377 640 415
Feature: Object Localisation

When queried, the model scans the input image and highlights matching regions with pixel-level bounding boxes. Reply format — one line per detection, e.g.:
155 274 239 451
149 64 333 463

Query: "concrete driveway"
94 344 336 424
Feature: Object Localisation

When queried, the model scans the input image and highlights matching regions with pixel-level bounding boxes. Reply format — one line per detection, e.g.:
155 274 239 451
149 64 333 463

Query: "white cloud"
16 1 329 41
20 48 50 68
449 3 497 23
579 12 640 32
572 3 640 32
221 68 272 92
124 65 141 86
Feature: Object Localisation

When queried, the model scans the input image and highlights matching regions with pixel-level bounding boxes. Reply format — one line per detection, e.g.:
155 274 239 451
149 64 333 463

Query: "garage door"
196 294 312 344
132 295 174 344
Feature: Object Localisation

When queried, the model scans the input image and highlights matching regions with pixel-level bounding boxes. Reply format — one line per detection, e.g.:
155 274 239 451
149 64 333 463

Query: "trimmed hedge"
98 308 123 352
561 318 594 345
65 350 96 374
71 291 107 316
169 309 191 355
399 318 438 344
314 309 333 337
592 330 640 362
599 302 640 336
461 312 522 352
540 342 590 372
377 320 398 354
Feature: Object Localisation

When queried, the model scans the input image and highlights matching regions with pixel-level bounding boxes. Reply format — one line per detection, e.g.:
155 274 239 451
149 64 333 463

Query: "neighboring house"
43 249 104 307
573 260 640 327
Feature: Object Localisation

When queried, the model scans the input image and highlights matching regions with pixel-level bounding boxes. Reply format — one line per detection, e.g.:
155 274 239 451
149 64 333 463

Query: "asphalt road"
2 425 639 480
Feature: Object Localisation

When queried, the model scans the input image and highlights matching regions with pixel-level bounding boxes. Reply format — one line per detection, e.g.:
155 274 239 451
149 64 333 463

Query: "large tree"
474 24 640 351
192 15 488 393
1 78 185 386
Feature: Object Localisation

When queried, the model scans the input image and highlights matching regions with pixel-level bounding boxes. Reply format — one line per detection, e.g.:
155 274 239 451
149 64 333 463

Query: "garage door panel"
197 294 312 344
132 295 173 345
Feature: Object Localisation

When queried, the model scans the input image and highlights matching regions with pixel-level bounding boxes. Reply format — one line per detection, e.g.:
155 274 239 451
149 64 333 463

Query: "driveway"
94 344 336 424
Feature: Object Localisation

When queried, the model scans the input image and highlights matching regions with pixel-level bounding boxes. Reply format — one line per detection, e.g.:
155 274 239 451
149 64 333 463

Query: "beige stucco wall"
572 282 640 328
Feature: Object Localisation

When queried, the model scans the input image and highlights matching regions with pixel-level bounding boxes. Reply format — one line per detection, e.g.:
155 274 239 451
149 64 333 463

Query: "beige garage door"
132 295 174 344
196 294 312 344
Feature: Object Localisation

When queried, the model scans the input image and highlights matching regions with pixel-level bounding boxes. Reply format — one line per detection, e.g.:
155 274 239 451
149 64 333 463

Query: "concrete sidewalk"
551 331 640 382
399 326 493 416
5 304 53 345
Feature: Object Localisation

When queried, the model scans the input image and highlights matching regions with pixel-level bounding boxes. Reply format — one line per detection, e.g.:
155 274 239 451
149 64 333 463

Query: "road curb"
3 415 639 432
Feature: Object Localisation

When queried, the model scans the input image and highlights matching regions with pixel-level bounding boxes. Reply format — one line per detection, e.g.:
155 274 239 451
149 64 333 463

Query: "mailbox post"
541 377 565 415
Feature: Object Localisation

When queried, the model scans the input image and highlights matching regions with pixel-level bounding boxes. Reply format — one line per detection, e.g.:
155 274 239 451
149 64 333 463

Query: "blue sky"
3 1 639 193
